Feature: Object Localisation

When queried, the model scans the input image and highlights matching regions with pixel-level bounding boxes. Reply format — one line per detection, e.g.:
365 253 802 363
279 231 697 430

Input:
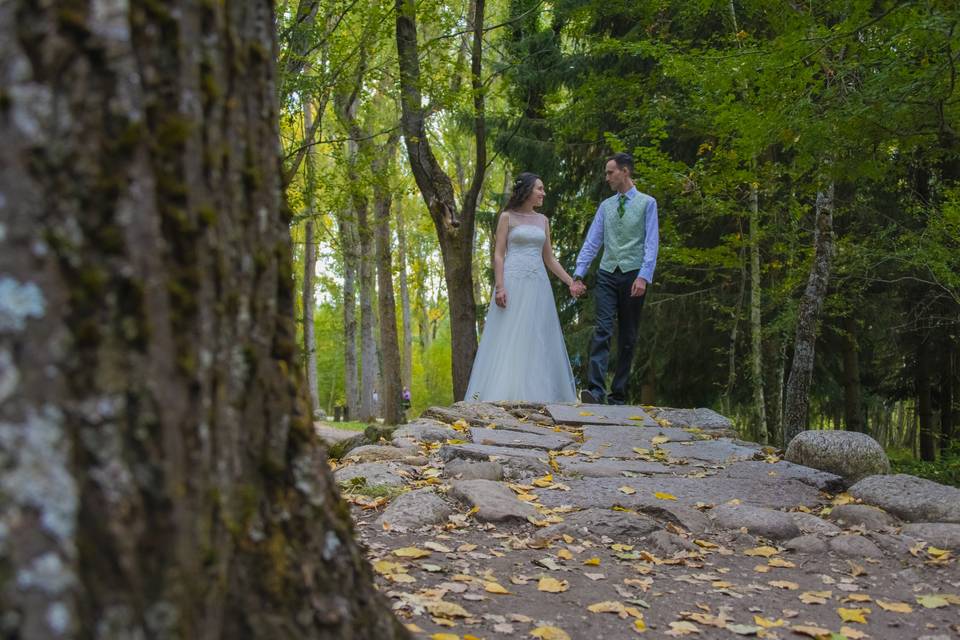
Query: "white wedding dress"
465 212 577 403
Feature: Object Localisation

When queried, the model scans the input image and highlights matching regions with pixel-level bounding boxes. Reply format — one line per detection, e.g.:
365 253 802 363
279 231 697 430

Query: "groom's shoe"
580 389 601 405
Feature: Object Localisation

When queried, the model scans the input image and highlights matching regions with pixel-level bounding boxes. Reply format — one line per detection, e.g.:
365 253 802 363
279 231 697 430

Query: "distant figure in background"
402 387 411 411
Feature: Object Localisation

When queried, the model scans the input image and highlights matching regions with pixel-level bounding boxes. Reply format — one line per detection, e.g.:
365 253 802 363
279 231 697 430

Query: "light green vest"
599 192 650 273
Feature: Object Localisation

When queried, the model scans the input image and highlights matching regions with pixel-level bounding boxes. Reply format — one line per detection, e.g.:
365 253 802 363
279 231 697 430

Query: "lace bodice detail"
503 221 547 281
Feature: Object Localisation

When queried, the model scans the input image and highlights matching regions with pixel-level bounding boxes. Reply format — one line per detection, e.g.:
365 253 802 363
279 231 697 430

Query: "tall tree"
303 99 322 417
0 2 405 638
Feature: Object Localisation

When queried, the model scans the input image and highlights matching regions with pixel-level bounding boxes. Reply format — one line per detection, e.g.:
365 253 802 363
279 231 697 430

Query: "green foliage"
889 445 960 489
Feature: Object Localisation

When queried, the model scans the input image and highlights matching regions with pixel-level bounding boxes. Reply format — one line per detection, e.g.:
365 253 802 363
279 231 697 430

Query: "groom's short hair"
607 152 634 174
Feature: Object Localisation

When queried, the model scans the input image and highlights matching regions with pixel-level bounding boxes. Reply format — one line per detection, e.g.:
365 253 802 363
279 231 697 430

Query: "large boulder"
784 430 890 483
827 504 899 530
900 523 960 550
849 474 960 523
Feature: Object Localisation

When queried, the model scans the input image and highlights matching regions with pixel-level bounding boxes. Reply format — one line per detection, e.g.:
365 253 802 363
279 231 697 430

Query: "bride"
465 173 580 403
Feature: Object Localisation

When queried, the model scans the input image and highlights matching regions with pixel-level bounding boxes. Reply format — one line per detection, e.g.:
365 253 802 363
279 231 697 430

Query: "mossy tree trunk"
0 3 406 638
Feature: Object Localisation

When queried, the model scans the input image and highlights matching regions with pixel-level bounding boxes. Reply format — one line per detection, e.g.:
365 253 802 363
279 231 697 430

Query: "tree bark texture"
841 315 864 433
395 0 485 399
396 203 413 390
302 100 322 418
340 210 360 418
784 182 836 443
748 181 767 443
0 3 406 638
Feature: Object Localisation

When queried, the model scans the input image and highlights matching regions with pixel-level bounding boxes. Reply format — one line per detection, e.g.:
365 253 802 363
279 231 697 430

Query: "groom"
570 153 659 405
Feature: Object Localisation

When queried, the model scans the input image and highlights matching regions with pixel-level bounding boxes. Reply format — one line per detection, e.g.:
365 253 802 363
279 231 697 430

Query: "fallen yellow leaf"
651 435 669 445
532 474 554 488
634 617 647 632
587 601 627 614
583 557 601 566
424 601 471 618
665 620 700 636
694 539 718 549
557 549 573 561
876 599 913 613
836 607 870 624
654 491 677 501
927 546 950 558
843 594 872 603
372 560 406 575
579 411 595 416
840 627 868 639
767 557 796 568
790 624 831 638
537 577 569 593
392 547 431 559
484 581 510 594
530 626 571 640
743 546 779 557
430 634 459 640
916 594 949 608
768 580 799 590
753 615 785 628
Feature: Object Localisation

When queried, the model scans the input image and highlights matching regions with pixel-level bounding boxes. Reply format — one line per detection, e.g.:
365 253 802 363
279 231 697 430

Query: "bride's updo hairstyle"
503 172 541 211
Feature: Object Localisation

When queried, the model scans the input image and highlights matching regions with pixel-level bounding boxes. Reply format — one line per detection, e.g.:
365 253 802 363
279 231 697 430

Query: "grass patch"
888 445 960 488
338 477 406 499
318 420 369 432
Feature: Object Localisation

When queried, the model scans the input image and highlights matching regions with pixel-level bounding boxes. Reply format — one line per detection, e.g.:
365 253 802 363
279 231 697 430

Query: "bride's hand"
495 287 507 308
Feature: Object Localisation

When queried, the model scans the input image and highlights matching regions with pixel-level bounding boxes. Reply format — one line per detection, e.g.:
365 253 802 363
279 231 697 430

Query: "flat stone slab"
535 508 660 543
546 404 657 427
534 476 824 511
344 444 426 465
374 489 454 531
900 523 960 550
829 534 884 559
785 534 828 554
469 426 573 451
649 407 735 432
439 444 550 478
791 512 841 536
717 460 844 492
660 439 761 464
555 457 678 477
392 419 460 446
315 424 362 444
334 462 415 488
828 504 898 530
579 425 698 458
424 402 551 435
849 474 960 523
449 479 539 522
710 504 801 540
444 459 504 481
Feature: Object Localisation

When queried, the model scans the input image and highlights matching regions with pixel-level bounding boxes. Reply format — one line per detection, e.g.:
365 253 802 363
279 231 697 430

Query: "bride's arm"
542 218 574 287
493 212 509 307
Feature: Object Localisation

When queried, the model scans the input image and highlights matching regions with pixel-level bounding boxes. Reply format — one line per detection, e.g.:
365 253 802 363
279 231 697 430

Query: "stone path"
323 402 960 640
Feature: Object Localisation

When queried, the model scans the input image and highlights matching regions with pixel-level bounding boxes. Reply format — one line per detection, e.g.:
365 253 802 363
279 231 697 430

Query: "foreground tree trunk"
0 4 406 638
784 182 836 443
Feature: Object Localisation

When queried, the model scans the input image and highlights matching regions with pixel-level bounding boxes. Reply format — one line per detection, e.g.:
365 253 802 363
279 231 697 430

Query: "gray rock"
784 430 890 483
449 479 539 522
784 534 827 554
555 457 679 477
790 512 842 536
546 404 657 427
828 534 884 559
647 530 698 556
469 426 573 451
315 424 362 445
374 489 454 531
632 502 712 535
579 425 697 459
651 407 735 433
344 444 425 465
710 504 801 540
718 460 844 492
849 474 960 523
334 462 414 488
534 508 660 543
326 432 370 459
661 439 762 464
828 504 898 530
900 523 960 550
444 459 504 481
424 402 552 436
392 419 460 446
868 532 918 556
439 443 550 479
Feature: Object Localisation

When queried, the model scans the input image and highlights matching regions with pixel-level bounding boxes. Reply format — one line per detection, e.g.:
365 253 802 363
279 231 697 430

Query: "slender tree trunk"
0 3 406 638
302 100 322 418
358 195 377 421
841 314 864 432
373 136 404 424
396 200 414 390
723 234 747 415
918 337 937 461
943 343 957 448
749 180 767 443
784 182 836 443
341 212 360 418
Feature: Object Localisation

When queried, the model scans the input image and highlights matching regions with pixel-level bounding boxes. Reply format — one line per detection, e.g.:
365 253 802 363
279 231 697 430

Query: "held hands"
569 280 587 299
631 277 647 298
495 287 508 308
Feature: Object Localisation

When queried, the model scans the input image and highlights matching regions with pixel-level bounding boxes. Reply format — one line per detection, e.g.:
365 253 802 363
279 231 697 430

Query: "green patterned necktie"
617 193 627 218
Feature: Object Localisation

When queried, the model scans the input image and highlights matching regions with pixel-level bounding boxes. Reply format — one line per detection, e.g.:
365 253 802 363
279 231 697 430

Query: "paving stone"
631 501 713 535
374 489 454 531
555 457 678 478
469 426 574 451
650 407 735 433
449 479 539 522
315 424 362 444
344 444 426 465
785 430 890 483
392 419 460 446
424 402 549 435
334 462 414 488
660 439 762 464
579 425 698 458
790 512 842 536
900 523 960 550
444 459 504 481
717 460 844 492
534 508 660 543
647 530 698 556
849 474 960 523
546 404 657 427
710 504 801 540
784 534 828 554
868 532 918 556
534 476 823 511
439 443 551 479
828 504 898 530
829 534 884 559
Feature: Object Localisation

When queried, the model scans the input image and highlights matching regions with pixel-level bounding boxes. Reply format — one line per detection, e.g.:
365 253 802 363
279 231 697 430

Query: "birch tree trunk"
784 182 836 443
749 180 767 443
302 100 322 418
0 3 405 638
341 210 360 419
397 200 414 390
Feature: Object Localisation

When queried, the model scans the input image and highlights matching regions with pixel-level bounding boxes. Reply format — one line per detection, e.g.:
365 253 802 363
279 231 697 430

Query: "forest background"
278 0 959 484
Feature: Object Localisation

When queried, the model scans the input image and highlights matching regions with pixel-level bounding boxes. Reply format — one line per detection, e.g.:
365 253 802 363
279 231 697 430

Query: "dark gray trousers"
586 268 646 404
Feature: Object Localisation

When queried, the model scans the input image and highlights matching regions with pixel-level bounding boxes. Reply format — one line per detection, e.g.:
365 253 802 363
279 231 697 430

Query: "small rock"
784 534 827 554
392 419 460 446
790 512 841 536
646 530 698 556
849 474 960 523
868 532 918 556
632 502 712 536
334 462 414 488
900 523 960 550
784 430 889 483
534 508 659 543
449 479 538 522
468 426 573 451
651 407 735 433
828 534 884 559
315 424 361 445
374 489 453 531
444 459 504 481
710 504 801 540
719 460 844 492
344 444 426 465
828 504 898 530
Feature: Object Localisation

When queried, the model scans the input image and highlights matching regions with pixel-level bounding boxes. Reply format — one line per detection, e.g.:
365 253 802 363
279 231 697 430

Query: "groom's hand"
570 281 586 298
630 277 647 297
